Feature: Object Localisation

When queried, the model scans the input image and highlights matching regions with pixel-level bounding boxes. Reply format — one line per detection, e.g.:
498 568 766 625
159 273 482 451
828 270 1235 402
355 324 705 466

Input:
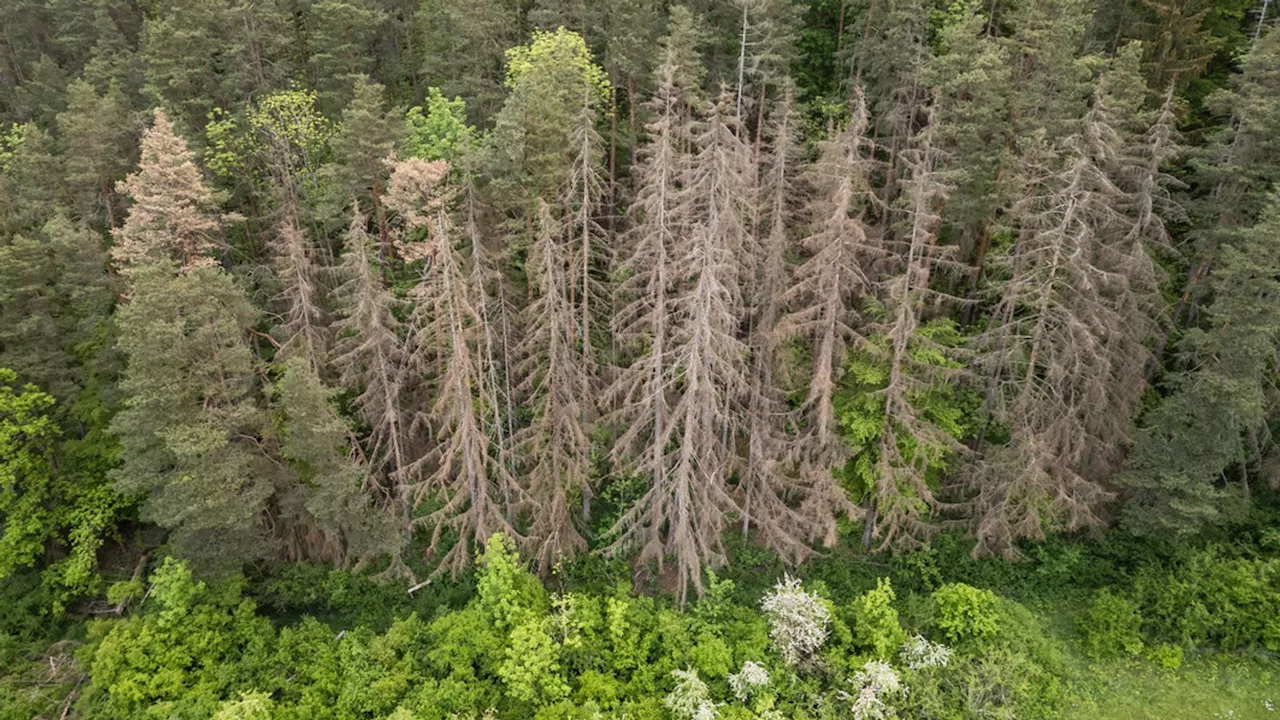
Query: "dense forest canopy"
2 0 1280 718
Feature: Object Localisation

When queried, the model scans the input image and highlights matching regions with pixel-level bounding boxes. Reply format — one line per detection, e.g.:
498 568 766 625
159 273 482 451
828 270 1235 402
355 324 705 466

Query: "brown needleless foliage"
111 109 221 273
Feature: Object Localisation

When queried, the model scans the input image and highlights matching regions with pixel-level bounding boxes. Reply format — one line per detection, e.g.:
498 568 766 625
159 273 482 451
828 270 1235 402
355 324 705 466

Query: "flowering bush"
843 660 906 720
760 574 831 665
666 667 718 720
728 660 770 702
899 635 952 670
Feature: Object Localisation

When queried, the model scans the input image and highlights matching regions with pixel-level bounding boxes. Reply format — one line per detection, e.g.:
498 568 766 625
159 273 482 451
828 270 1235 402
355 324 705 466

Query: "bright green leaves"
248 88 334 169
0 369 60 580
932 583 999 649
0 123 28 172
505 28 611 109
405 88 476 163
0 367 124 610
834 320 973 516
850 578 907 660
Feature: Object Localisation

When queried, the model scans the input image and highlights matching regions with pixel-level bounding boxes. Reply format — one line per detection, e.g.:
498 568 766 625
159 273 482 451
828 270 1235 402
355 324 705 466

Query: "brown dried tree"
516 202 594 572
738 80 815 563
402 203 521 577
969 99 1132 555
112 109 221 273
777 90 881 546
329 206 408 498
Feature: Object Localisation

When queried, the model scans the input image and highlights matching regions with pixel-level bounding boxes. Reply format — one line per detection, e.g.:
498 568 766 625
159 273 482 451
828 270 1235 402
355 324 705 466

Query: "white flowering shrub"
666 667 718 720
728 660 770 702
841 660 906 720
898 635 953 670
760 574 831 665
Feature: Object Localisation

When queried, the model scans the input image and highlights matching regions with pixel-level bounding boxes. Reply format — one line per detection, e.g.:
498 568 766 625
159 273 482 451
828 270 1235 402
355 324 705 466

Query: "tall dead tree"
516 202 594 572
329 206 408 501
777 90 881 546
738 80 815 563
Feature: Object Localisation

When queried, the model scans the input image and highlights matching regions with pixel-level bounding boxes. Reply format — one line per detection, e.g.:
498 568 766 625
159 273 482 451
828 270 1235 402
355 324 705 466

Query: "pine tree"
306 0 387 113
417 0 524 124
274 357 399 569
111 261 275 572
324 75 406 273
139 0 290 132
0 214 115 404
0 123 64 236
926 8 1014 262
111 109 221 272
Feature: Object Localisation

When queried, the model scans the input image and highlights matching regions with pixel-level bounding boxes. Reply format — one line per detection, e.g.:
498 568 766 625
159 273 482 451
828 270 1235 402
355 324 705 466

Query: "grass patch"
1064 655 1279 719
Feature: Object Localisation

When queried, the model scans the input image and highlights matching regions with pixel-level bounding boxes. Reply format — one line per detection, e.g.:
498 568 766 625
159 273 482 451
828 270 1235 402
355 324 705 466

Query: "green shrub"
849 577 906 659
1145 642 1183 670
1130 550 1280 652
932 583 999 649
1078 589 1144 659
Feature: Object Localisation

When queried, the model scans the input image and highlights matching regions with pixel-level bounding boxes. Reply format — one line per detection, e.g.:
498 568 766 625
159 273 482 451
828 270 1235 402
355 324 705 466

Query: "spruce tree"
274 356 399 569
738 80 814 563
56 78 134 228
1122 194 1280 535
404 204 520 577
329 206 408 492
515 203 593 571
776 91 880 546
111 109 221 272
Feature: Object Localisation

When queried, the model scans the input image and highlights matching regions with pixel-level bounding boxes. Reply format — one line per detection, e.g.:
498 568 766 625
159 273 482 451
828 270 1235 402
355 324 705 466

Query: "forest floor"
1064 656 1279 719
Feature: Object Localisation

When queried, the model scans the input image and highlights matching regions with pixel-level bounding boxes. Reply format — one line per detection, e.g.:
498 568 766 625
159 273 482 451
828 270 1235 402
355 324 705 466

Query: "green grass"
1064 656 1280 720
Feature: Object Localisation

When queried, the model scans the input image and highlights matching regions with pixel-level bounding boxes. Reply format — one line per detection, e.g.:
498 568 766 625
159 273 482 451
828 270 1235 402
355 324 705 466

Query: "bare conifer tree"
516 202 593 572
738 80 815 563
330 206 408 497
403 204 521 577
969 109 1130 555
777 90 881 546
608 55 688 561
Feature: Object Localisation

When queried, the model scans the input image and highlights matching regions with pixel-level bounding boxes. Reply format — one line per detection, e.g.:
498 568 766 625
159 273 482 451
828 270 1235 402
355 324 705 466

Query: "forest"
1 0 1279 717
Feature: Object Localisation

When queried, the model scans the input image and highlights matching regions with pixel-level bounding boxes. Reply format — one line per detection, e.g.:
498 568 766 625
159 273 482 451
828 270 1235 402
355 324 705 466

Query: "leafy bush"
850 578 906 659
931 583 999 649
1130 549 1280 651
1078 589 1144 659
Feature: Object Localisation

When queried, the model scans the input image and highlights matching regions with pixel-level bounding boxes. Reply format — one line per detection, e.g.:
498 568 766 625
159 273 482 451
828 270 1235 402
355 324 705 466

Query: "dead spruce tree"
860 119 969 551
738 80 816 563
777 90 881 547
330 206 408 500
969 101 1133 555
609 40 753 603
252 92 331 369
516 202 593 572
388 161 520 576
